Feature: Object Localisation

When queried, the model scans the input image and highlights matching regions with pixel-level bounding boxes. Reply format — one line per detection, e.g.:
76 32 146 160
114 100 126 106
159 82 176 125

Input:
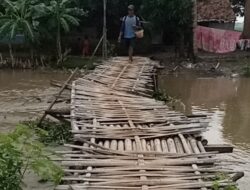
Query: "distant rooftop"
197 0 236 23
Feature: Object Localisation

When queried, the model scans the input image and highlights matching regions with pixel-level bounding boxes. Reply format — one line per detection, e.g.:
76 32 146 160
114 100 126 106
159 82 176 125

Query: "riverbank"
0 55 99 70
151 51 250 77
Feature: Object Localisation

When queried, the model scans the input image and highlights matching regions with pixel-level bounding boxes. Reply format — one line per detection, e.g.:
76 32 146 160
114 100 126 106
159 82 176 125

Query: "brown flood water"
0 69 250 189
0 70 68 190
158 71 250 190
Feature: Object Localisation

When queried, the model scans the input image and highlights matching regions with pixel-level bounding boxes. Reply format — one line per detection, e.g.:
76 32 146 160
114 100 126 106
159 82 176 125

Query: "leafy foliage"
153 90 172 103
243 63 250 77
211 173 239 190
141 0 194 57
0 0 86 64
78 0 142 37
0 0 39 41
0 0 197 63
0 135 23 190
37 0 86 62
24 119 72 145
142 0 193 36
231 0 245 16
37 0 86 33
0 125 63 189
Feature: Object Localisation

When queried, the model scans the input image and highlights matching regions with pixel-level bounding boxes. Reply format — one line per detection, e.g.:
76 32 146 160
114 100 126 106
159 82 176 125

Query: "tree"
243 0 250 38
0 0 38 67
39 0 85 64
77 0 143 39
142 0 193 57
231 0 245 16
231 0 250 38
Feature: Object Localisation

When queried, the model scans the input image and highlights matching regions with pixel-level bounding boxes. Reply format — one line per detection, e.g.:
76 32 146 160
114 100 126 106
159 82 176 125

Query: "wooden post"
102 0 108 59
91 34 104 60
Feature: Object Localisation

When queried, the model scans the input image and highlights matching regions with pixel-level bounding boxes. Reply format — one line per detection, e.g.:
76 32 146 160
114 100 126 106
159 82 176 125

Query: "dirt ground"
150 50 250 77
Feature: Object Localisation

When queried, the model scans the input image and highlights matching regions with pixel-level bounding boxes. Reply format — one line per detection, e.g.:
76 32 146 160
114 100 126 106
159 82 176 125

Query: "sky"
236 16 244 23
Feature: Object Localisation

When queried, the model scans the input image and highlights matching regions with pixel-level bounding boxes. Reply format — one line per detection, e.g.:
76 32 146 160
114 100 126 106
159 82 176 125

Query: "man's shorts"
124 37 136 48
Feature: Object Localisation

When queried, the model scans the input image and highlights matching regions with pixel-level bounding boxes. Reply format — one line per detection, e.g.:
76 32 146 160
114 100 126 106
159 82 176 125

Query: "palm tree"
0 0 37 68
42 0 85 64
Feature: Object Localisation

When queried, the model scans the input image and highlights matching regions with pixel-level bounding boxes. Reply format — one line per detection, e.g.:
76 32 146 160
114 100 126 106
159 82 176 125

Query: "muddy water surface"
0 70 68 132
0 70 68 190
158 71 250 190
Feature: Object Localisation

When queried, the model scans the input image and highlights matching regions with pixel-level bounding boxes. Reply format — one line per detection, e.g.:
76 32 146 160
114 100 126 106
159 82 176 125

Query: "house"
197 0 236 30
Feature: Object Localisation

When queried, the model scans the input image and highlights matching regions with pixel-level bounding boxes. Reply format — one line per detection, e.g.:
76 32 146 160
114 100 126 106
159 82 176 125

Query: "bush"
0 125 63 190
24 119 72 145
243 64 250 77
211 173 239 190
0 140 23 190
152 90 171 103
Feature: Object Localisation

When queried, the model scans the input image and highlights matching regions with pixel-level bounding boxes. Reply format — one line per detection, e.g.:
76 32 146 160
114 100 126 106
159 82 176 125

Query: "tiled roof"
197 0 236 22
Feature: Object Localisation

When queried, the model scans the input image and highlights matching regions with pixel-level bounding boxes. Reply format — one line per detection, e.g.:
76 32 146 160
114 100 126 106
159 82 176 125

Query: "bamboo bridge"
51 57 243 190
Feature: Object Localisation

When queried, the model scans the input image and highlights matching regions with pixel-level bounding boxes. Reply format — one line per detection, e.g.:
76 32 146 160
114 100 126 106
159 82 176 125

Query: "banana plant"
0 0 39 67
39 0 86 64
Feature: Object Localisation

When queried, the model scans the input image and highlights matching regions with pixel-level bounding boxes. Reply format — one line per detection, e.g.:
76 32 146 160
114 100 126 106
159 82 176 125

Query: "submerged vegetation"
211 173 239 190
24 119 72 145
243 63 250 77
0 119 71 189
152 90 172 103
0 125 63 190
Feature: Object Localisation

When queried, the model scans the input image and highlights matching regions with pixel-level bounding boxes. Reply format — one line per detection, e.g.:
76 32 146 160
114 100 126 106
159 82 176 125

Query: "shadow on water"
158 70 250 190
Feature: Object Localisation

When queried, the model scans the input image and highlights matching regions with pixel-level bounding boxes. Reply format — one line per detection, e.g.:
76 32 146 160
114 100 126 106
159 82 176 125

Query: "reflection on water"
158 71 250 190
0 70 68 132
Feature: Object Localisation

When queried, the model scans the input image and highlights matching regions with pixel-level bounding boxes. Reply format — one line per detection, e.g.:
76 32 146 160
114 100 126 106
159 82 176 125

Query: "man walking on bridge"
118 4 142 63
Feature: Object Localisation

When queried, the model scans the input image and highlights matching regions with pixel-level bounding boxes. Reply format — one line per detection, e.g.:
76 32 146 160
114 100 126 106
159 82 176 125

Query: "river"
0 70 68 132
0 70 69 190
0 69 250 189
158 70 250 190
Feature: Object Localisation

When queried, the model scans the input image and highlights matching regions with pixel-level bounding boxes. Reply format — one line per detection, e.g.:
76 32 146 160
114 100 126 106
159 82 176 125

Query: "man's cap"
128 4 135 10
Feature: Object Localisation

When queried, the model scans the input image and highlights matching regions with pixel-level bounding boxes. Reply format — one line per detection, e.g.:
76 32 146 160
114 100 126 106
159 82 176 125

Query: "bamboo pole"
102 0 108 59
179 134 207 190
192 0 198 59
38 68 78 126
